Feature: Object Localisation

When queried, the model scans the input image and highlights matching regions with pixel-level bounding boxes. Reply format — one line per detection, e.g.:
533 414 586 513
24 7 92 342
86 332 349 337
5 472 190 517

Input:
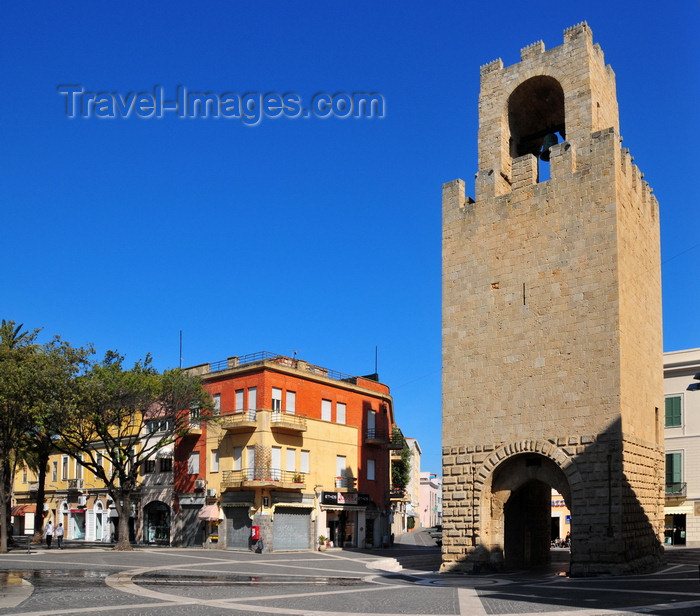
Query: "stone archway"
475 442 579 571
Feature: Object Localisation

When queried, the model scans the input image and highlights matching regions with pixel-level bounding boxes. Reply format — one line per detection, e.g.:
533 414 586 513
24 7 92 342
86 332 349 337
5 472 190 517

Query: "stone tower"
442 23 664 576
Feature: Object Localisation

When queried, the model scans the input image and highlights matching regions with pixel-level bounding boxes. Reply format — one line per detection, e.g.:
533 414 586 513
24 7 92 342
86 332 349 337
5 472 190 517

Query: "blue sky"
2 2 698 475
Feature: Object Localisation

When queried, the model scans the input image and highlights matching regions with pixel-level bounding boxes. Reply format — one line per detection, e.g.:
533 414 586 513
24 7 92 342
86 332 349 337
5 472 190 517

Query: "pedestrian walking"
44 521 54 549
56 523 64 549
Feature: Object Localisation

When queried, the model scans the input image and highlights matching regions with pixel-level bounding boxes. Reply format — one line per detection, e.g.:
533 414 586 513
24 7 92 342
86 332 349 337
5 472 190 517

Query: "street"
1 530 700 616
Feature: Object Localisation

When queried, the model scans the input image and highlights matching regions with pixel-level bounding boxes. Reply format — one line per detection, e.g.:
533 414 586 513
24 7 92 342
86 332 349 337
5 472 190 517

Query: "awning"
156 446 174 458
197 504 223 522
11 504 36 516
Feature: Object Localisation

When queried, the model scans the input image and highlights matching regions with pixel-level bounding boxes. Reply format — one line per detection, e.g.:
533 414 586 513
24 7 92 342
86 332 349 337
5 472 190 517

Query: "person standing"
55 523 64 549
44 521 54 549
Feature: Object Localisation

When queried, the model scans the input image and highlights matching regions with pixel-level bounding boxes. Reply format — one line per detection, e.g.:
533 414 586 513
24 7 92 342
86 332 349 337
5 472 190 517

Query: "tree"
24 336 92 542
0 321 90 553
391 442 412 493
56 352 212 550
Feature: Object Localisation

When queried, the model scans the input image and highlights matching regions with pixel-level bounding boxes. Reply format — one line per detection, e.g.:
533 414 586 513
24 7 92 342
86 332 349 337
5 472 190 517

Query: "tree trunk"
32 450 49 544
114 492 133 551
0 457 10 553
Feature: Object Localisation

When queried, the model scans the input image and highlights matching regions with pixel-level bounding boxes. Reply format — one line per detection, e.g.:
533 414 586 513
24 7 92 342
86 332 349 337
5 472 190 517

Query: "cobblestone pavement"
1 537 700 616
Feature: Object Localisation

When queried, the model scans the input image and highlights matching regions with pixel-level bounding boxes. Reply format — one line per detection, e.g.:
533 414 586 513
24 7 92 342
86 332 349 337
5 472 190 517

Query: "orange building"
178 352 402 551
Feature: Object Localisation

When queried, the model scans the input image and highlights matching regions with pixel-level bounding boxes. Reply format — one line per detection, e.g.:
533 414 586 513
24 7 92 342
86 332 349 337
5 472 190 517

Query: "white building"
390 437 421 536
419 472 442 528
664 348 700 546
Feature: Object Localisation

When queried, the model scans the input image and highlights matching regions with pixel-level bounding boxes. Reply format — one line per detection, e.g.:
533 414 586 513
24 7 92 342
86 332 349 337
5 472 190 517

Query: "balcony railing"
221 468 306 488
389 427 406 450
365 428 389 445
665 482 686 497
334 476 357 490
206 351 357 383
67 478 84 490
390 486 406 500
219 410 257 431
270 412 307 433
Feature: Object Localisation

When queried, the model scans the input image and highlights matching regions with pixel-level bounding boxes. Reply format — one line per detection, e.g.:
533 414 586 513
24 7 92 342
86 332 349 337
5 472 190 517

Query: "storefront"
86 500 111 542
144 501 171 545
10 504 37 536
665 513 687 546
319 492 370 548
108 501 137 543
69 508 86 539
197 503 222 546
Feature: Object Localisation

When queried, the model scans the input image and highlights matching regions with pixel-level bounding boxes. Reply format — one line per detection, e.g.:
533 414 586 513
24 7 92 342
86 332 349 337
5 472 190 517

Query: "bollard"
27 535 31 554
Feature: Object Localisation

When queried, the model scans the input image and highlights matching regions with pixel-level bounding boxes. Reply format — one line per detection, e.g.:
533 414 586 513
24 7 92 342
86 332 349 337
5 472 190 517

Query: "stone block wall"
442 23 663 575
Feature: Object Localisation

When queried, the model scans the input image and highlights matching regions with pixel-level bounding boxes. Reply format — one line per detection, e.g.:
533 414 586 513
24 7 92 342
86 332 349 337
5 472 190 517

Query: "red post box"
251 526 260 540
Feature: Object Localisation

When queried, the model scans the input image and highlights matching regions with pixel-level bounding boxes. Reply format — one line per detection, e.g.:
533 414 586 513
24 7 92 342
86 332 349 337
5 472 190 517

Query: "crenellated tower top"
477 22 619 191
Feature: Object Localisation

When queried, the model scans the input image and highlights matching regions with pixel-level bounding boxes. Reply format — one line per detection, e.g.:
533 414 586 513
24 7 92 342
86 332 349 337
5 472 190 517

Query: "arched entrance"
486 452 571 570
143 501 170 545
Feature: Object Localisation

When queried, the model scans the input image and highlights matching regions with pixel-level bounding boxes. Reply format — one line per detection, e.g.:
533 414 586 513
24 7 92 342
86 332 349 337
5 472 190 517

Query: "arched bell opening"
488 452 571 571
508 76 565 182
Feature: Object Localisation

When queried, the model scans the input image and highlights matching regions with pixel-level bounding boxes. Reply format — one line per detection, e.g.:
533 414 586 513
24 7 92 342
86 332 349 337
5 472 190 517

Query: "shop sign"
321 492 370 506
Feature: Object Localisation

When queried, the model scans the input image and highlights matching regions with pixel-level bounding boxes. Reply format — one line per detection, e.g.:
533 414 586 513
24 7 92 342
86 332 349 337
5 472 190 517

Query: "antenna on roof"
375 346 378 375
179 330 183 369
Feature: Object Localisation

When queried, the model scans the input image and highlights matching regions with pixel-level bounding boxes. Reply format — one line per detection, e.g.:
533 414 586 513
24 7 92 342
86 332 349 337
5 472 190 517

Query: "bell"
540 133 558 161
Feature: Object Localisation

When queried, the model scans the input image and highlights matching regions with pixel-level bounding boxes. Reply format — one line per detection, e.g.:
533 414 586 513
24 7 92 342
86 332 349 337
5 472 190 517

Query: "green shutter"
665 396 682 427
665 453 682 484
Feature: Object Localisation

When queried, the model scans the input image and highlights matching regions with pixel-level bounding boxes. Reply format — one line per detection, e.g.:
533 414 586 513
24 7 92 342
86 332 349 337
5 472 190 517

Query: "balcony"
665 482 686 498
221 468 306 490
389 427 406 450
334 476 357 491
390 486 407 500
219 410 257 432
364 428 389 446
270 412 307 434
67 478 84 490
187 420 202 436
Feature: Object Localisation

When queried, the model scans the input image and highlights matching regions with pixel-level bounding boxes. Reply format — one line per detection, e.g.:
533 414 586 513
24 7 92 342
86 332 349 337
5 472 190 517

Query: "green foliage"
407 516 416 530
391 444 412 490
0 320 91 552
55 351 212 549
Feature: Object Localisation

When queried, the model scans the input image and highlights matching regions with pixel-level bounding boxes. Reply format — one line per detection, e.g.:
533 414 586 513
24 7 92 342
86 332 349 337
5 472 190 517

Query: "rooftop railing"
206 352 357 383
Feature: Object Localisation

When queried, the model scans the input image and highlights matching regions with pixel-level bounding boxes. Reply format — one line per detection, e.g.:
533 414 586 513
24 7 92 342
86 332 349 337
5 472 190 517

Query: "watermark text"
57 86 385 125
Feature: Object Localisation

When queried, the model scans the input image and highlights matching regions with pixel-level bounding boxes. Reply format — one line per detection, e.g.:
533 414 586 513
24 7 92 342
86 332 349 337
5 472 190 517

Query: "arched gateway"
442 24 665 576
471 441 578 570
